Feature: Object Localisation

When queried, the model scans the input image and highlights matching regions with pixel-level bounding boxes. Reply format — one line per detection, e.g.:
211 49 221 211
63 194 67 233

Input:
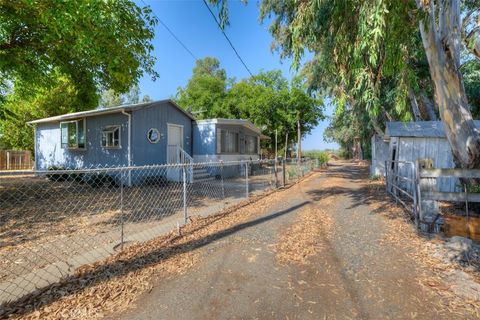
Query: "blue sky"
137 0 338 150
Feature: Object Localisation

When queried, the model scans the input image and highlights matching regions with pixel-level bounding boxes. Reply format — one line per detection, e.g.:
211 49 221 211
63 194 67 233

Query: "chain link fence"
0 158 317 305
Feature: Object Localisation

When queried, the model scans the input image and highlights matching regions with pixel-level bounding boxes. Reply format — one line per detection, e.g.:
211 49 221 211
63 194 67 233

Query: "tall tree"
417 0 480 168
99 84 142 108
0 0 158 99
256 0 480 167
0 0 158 151
175 57 229 118
0 75 96 152
176 60 323 154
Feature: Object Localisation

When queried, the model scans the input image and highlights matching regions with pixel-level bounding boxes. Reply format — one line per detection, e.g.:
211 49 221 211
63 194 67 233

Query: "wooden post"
417 158 438 232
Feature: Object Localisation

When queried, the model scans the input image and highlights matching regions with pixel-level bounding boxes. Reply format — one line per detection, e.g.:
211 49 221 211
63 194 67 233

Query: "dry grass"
1 173 317 319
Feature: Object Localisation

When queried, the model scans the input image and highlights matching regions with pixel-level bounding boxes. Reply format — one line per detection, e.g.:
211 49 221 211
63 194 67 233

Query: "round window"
147 128 160 143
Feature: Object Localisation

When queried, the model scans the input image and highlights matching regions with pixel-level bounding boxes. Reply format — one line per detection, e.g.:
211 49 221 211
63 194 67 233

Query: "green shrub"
302 150 330 167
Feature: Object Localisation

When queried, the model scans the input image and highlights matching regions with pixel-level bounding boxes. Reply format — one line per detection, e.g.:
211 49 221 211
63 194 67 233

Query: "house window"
102 126 121 148
60 119 86 149
217 129 239 153
245 135 258 154
147 128 160 143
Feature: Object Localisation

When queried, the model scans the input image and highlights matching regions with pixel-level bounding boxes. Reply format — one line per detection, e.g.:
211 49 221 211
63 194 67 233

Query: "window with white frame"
245 135 258 154
101 126 121 148
216 129 239 153
60 119 86 149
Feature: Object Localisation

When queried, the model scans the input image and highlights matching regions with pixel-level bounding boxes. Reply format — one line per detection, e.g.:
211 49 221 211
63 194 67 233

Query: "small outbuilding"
375 121 480 192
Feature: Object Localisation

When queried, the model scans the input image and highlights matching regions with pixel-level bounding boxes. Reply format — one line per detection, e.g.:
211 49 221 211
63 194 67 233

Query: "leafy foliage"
256 0 480 159
0 0 158 95
0 0 158 151
302 150 330 166
0 75 95 152
176 57 324 154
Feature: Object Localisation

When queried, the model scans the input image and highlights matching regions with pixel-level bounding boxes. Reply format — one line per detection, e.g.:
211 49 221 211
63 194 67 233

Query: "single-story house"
372 121 480 192
28 99 266 172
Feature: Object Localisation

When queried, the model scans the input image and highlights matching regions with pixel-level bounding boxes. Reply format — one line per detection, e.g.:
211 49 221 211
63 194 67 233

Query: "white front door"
167 124 183 163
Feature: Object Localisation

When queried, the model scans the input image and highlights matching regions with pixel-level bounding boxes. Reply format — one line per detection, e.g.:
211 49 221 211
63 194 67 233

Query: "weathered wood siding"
395 137 456 192
0 150 33 170
370 135 389 176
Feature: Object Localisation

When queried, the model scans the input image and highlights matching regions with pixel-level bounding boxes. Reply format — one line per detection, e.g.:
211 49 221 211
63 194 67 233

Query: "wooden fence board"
422 191 480 202
420 168 480 178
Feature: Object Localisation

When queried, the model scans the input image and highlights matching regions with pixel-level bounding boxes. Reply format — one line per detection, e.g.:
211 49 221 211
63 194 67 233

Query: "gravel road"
115 162 475 320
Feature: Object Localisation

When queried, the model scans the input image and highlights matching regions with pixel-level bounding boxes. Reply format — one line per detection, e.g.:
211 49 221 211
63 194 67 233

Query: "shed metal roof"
27 99 195 124
385 121 480 138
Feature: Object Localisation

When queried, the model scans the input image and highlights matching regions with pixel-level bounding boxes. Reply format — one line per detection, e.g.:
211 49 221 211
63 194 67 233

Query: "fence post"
274 159 278 188
183 165 188 224
417 158 437 232
6 151 10 170
412 162 419 228
245 162 249 198
221 161 225 202
385 160 389 193
282 159 286 187
120 170 125 250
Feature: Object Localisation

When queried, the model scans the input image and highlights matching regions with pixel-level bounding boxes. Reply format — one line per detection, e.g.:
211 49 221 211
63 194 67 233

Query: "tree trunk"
408 87 422 121
420 94 438 121
418 0 480 168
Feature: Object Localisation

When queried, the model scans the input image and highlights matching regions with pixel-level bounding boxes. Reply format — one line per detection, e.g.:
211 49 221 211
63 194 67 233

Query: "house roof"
27 99 195 124
195 118 263 135
385 121 480 138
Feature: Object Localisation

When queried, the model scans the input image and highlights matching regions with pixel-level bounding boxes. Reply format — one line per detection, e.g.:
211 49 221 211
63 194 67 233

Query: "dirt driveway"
112 162 479 320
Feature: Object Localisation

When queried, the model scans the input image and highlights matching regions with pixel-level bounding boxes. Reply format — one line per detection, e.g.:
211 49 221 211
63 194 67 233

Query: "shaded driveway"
114 162 472 320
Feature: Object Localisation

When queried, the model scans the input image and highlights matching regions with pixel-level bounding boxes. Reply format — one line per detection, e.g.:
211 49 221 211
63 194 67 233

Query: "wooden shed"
383 121 480 192
370 134 390 176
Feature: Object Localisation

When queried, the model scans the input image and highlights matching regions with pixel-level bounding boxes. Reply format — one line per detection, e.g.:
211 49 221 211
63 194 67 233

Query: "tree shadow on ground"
0 200 310 318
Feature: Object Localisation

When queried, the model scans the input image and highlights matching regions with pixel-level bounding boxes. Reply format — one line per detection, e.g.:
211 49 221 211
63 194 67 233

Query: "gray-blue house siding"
131 102 192 166
29 100 264 177
193 119 262 163
34 112 129 170
31 100 194 170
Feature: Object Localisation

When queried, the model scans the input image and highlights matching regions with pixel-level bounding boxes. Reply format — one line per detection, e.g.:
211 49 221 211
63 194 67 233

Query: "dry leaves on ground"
275 204 332 266
366 179 480 318
1 173 317 320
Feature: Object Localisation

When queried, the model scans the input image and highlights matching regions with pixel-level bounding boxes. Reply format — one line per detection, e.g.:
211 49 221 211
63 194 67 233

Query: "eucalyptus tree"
257 0 480 167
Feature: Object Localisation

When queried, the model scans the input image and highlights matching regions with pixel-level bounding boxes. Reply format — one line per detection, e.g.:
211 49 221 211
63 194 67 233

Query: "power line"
201 0 253 77
140 0 198 61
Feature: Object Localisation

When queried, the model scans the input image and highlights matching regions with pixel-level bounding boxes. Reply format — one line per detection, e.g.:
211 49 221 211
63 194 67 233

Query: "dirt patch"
1 173 318 319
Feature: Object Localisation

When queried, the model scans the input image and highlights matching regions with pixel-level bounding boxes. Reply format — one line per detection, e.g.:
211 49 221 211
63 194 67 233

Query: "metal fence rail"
385 160 418 226
0 158 317 305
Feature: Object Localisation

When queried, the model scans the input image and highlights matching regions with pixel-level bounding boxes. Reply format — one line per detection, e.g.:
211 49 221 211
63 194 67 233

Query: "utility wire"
140 0 198 60
201 0 253 77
